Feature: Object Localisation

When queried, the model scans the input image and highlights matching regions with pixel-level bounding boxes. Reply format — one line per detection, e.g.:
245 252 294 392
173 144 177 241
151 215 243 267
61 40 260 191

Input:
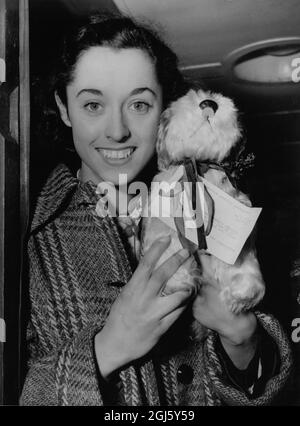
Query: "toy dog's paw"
163 269 197 296
162 255 200 295
220 276 265 314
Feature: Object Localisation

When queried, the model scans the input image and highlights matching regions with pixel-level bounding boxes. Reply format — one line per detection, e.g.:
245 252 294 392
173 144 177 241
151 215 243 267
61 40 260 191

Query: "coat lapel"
30 163 133 283
30 164 79 235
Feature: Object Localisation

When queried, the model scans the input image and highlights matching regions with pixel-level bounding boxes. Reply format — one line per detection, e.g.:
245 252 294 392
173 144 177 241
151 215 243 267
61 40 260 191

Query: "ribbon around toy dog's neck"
174 158 214 253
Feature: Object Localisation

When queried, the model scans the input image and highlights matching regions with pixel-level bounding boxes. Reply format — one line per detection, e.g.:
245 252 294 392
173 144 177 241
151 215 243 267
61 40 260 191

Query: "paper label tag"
148 167 261 265
203 178 262 264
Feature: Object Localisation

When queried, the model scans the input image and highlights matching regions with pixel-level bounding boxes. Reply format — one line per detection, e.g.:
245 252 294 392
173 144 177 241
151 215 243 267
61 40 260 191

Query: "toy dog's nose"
199 99 218 113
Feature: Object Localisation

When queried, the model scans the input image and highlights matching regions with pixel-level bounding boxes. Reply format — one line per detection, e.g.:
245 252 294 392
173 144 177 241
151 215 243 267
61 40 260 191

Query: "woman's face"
56 46 163 185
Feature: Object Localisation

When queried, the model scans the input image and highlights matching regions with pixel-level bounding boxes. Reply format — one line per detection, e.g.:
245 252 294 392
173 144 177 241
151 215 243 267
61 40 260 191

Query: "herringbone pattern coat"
20 164 293 406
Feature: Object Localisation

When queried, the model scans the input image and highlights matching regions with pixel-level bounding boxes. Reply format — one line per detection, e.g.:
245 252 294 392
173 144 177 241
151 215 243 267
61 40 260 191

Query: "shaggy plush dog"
141 89 265 315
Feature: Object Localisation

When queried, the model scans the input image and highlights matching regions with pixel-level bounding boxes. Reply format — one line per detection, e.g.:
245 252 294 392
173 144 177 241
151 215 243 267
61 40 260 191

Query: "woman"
21 13 292 406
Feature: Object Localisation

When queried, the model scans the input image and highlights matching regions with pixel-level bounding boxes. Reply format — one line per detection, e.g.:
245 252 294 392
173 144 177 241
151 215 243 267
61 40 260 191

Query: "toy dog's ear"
156 107 173 170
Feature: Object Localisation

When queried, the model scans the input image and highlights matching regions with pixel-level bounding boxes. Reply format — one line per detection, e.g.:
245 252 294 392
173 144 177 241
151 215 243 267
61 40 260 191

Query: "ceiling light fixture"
225 39 300 84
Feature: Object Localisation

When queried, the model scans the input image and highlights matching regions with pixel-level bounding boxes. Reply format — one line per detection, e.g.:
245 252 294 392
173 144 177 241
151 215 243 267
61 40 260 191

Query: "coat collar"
30 164 98 235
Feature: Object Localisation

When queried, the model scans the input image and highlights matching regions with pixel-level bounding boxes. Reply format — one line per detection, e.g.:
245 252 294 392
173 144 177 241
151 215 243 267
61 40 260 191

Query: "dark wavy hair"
35 13 188 157
56 13 187 107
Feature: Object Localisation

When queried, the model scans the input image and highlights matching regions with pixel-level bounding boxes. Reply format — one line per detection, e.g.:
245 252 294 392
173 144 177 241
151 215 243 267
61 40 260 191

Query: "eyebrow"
76 88 103 97
76 87 157 98
130 87 157 98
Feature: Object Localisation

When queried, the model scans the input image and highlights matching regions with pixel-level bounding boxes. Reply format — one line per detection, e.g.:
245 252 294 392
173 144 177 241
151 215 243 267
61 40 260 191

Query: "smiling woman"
20 12 293 406
54 47 163 186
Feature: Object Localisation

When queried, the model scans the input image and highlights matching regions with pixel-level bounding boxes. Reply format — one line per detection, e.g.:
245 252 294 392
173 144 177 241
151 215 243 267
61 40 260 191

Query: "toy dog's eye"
221 175 228 184
199 99 218 113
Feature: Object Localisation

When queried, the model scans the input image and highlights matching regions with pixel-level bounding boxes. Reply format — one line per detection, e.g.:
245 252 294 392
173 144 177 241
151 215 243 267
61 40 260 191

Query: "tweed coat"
20 164 293 406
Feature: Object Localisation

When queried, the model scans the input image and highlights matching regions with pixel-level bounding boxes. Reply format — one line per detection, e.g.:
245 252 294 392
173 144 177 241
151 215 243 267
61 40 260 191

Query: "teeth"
100 148 134 159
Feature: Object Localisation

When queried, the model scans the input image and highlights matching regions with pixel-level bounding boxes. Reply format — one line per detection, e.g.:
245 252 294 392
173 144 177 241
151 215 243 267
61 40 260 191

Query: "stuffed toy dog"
141 89 265 315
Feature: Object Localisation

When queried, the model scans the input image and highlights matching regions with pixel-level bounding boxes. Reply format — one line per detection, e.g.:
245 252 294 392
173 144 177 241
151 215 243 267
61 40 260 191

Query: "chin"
99 169 138 187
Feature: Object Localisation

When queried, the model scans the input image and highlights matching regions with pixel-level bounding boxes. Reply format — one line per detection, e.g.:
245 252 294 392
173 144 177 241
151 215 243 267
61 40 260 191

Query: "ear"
55 91 72 127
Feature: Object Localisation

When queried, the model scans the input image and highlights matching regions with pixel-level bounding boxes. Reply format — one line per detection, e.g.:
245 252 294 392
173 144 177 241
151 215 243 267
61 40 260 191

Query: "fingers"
149 249 191 295
140 236 172 273
159 288 193 317
196 252 220 290
160 305 187 334
127 236 171 290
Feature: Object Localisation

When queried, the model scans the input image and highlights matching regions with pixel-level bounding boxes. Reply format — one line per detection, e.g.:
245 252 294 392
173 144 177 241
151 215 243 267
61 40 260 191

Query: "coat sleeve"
202 311 293 406
20 318 108 406
19 234 121 406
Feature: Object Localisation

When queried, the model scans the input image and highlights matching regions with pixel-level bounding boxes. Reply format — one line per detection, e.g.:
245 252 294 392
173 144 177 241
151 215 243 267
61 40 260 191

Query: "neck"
77 168 138 215
116 185 135 216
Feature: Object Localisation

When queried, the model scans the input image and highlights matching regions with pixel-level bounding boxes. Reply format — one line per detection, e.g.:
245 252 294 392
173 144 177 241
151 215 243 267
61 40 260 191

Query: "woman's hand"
95 236 194 379
192 253 258 369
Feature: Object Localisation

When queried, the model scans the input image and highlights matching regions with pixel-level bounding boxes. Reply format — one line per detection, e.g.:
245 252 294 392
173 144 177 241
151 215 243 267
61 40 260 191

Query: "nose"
199 99 218 113
105 108 131 143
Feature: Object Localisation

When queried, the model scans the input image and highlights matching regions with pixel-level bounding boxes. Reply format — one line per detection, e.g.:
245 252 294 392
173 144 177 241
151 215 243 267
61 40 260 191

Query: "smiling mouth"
95 147 136 160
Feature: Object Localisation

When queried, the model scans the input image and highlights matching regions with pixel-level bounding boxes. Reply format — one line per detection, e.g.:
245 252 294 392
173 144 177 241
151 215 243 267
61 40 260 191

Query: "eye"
129 101 151 114
221 175 228 185
84 102 103 113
